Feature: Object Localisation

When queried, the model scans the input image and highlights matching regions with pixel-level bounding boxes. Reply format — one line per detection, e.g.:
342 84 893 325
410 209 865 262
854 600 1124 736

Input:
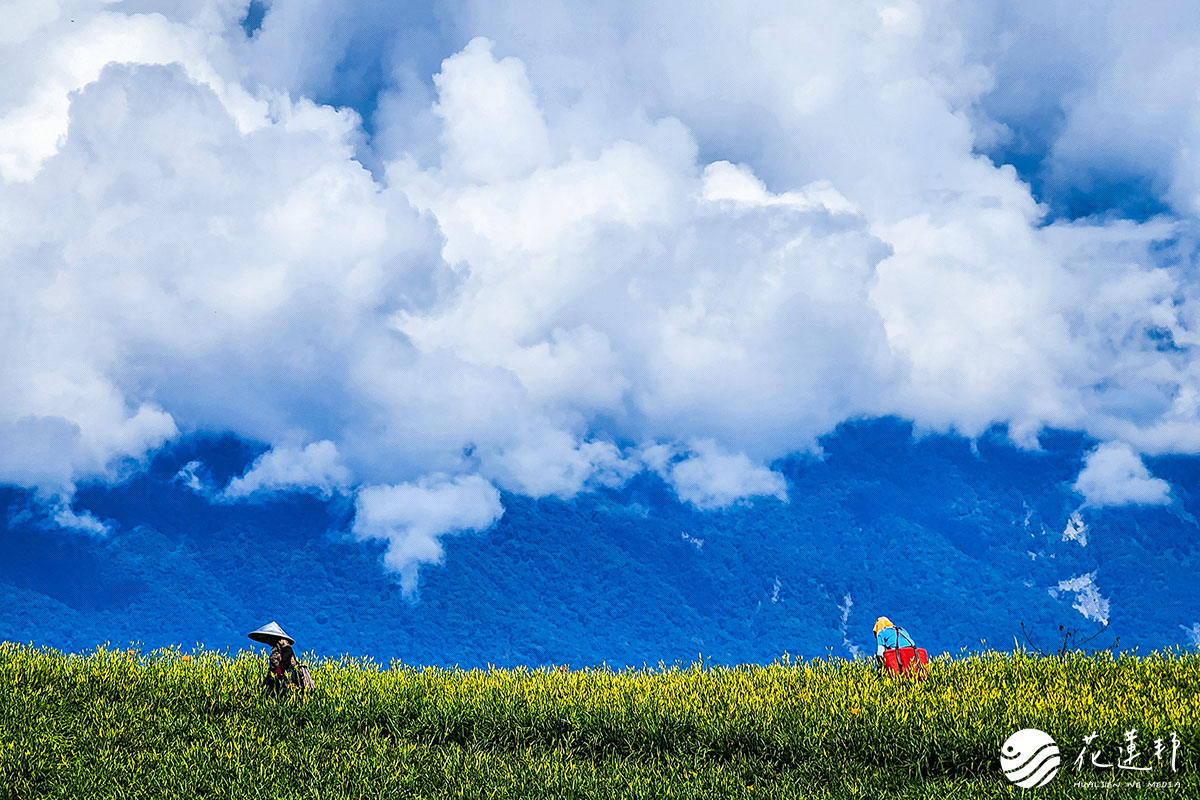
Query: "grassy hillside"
2 644 1197 798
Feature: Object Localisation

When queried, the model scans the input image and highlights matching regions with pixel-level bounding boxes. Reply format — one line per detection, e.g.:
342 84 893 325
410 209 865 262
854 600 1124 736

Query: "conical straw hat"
248 621 294 645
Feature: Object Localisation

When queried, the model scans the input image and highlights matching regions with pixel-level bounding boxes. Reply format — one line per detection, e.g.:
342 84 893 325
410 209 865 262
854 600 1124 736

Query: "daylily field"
1 644 1196 798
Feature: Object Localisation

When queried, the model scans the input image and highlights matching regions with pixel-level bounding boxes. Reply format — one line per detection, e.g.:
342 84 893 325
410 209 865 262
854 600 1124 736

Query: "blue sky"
3 1 1200 661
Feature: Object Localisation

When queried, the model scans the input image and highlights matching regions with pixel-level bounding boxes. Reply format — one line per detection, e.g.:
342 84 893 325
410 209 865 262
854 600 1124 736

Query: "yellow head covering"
873 616 894 635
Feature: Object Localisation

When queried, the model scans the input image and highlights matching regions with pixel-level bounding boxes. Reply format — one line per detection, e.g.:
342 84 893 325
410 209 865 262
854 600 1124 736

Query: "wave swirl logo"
1001 729 1061 788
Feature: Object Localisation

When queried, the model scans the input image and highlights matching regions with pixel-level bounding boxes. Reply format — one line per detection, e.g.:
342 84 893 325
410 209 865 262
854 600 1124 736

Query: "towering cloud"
3 1 1200 582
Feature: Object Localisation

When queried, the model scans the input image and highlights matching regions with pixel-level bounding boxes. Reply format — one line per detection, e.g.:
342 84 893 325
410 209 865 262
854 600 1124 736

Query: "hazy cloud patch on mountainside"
1073 442 1172 508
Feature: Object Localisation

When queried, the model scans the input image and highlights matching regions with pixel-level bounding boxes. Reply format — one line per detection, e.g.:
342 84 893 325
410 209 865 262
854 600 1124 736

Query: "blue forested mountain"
2 419 1197 666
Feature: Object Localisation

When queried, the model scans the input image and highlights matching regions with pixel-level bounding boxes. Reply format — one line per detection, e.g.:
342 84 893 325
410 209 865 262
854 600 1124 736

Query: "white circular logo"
1001 728 1061 788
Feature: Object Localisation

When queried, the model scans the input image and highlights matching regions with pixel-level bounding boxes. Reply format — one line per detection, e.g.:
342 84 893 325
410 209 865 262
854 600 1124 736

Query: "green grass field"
2 643 1197 798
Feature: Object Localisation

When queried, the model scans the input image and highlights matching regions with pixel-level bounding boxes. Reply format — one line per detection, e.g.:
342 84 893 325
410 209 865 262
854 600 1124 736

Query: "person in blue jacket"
873 616 915 662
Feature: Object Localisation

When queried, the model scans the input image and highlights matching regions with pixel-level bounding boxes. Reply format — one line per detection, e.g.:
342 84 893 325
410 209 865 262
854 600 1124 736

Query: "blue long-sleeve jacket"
875 626 915 657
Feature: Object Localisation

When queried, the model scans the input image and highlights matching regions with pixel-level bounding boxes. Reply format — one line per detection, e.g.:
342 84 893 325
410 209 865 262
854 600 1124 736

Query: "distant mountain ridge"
2 419 1197 665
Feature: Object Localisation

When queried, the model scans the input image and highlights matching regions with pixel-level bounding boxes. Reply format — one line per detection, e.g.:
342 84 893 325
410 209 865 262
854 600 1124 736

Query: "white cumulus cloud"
645 440 788 510
5 0 1200 582
223 440 351 499
352 475 504 594
1073 442 1171 508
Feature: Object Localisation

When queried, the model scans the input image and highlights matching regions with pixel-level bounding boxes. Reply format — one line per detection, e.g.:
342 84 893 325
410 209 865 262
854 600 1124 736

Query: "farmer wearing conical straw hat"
249 621 297 695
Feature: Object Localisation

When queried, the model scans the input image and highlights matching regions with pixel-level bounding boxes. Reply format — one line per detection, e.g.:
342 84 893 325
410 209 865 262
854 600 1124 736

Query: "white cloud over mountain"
223 440 351 499
1073 442 1171 508
3 1 1200 579
352 474 504 594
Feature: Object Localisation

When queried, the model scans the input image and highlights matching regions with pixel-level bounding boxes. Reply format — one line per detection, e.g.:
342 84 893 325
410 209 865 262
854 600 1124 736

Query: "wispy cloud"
1061 511 1089 546
1050 573 1111 625
838 592 860 658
